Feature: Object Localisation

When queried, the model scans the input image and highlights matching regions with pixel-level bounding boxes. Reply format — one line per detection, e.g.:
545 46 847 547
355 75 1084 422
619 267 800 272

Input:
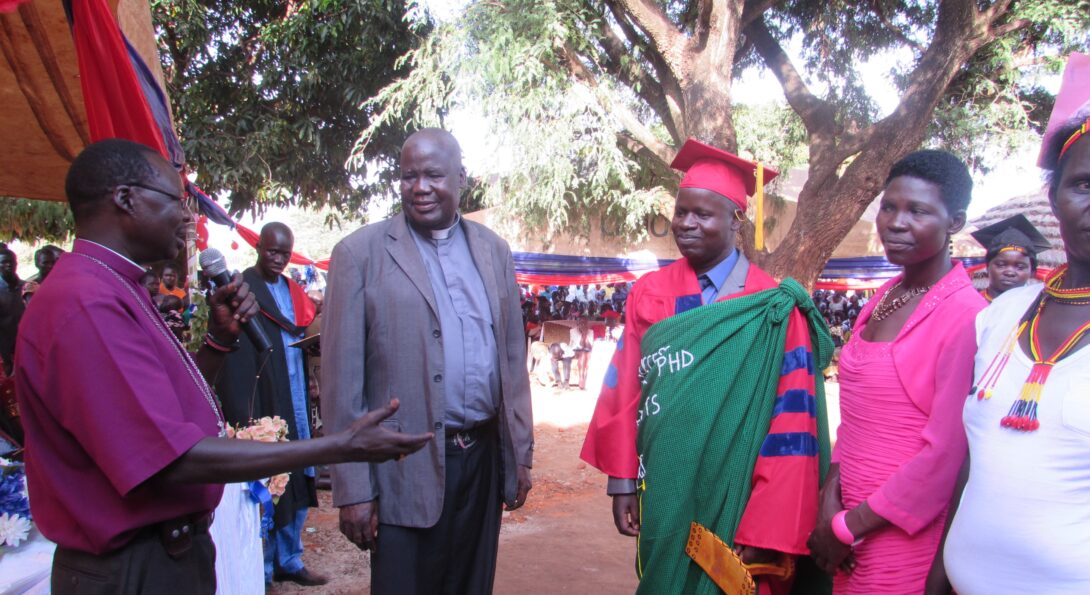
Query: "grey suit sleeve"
320 241 376 507
500 243 534 468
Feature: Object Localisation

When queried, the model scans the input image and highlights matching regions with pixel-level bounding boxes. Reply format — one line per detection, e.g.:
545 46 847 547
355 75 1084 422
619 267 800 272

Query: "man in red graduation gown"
581 139 831 594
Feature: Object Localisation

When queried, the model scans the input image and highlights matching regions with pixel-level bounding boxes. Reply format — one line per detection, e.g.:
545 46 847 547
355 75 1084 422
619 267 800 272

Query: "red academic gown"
581 257 822 589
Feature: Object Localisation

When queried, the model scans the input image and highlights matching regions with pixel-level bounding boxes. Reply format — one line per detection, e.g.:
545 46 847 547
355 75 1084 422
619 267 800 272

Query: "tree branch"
990 18 1030 39
559 41 599 88
740 0 779 29
744 16 832 133
589 16 681 141
612 103 674 165
693 0 714 42
611 0 689 85
839 0 987 157
557 40 670 163
870 0 923 53
604 0 687 139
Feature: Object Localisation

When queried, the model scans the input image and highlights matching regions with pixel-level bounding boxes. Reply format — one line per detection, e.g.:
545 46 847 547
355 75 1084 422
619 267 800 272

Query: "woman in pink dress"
806 150 986 593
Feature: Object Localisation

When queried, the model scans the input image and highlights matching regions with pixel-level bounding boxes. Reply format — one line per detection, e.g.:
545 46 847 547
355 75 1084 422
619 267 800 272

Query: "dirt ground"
268 382 841 595
268 385 640 595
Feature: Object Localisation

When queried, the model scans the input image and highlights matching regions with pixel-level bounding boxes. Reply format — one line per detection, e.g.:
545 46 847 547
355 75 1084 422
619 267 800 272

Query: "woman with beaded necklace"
807 150 986 593
938 57 1090 594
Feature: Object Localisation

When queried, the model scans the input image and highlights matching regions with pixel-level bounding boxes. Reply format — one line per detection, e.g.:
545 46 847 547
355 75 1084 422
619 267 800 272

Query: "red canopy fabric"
71 0 166 156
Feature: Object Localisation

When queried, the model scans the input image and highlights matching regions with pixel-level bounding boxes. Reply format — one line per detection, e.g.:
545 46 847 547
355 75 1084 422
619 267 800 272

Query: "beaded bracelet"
204 333 240 353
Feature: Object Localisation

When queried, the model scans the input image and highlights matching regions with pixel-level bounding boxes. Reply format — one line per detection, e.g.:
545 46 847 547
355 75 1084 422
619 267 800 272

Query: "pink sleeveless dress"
832 332 947 594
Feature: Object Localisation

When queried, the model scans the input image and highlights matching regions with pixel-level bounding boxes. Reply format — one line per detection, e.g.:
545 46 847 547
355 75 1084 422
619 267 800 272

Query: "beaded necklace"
971 265 1090 432
870 280 932 323
76 252 226 437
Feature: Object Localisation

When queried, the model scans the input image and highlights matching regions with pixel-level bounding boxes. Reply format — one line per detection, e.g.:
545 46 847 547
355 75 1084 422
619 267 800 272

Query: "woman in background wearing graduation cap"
970 214 1050 303
937 53 1090 595
807 150 985 594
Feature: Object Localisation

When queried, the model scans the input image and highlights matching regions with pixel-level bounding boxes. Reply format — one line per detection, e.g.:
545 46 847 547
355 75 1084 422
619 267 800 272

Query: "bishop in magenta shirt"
14 239 223 554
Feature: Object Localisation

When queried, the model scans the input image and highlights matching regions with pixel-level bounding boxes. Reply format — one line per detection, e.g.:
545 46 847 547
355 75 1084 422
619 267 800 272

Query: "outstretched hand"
344 399 433 462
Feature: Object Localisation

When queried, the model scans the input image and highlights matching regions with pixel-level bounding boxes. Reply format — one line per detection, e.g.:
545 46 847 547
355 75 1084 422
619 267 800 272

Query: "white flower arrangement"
0 512 31 548
0 458 32 550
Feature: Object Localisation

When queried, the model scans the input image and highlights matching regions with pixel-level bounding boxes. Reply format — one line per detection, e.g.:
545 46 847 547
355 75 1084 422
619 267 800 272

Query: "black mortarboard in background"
970 214 1050 262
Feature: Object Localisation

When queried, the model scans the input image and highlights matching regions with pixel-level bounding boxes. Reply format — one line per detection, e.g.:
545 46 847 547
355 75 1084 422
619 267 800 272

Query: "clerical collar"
76 238 144 271
425 213 461 240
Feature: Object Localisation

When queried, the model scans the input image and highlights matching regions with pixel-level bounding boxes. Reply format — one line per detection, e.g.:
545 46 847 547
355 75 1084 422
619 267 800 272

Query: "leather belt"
155 511 213 558
445 419 495 450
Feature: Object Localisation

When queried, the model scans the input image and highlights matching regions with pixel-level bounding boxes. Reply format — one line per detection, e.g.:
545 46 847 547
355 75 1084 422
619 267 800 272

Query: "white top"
945 284 1090 594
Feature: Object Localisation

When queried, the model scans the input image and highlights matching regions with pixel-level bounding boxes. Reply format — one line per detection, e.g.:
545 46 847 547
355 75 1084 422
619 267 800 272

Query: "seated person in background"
549 342 574 390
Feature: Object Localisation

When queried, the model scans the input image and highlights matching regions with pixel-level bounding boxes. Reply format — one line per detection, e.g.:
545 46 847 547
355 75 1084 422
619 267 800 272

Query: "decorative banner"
197 207 1003 289
68 0 166 155
814 256 988 291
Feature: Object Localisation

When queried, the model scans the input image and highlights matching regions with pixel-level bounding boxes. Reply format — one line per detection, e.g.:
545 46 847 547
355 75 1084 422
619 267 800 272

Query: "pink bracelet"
831 510 858 546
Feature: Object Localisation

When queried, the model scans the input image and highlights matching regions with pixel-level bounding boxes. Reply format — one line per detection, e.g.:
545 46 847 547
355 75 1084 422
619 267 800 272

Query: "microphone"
199 248 273 352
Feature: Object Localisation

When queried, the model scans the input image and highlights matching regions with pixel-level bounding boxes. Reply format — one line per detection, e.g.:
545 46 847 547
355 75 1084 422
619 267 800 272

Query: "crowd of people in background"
519 283 628 390
812 289 870 349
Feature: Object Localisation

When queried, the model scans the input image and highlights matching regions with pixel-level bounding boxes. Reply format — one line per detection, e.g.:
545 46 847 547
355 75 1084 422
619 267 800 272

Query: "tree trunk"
745 0 995 288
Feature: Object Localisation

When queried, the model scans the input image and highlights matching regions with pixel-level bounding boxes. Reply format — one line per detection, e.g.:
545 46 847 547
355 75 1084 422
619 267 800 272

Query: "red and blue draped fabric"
815 256 987 291
65 0 168 157
513 253 671 285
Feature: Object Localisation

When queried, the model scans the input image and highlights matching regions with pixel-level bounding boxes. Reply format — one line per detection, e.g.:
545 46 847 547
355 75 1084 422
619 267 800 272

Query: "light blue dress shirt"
266 278 314 477
410 216 501 431
698 249 740 304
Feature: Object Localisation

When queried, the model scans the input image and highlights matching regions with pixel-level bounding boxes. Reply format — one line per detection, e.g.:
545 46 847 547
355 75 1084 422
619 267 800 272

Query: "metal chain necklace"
75 252 226 436
870 280 932 322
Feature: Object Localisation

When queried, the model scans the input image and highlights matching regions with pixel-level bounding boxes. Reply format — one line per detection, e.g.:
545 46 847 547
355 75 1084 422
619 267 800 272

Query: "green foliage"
353 0 663 239
733 103 808 176
927 1 1090 171
152 0 430 218
0 198 73 243
769 0 1089 171
186 289 209 353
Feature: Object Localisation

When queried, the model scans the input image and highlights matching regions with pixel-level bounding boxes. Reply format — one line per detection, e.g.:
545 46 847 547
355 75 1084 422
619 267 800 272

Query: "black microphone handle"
207 271 273 352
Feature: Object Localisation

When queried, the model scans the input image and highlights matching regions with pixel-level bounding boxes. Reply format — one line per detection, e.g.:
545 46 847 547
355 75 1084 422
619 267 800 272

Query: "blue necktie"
699 274 717 304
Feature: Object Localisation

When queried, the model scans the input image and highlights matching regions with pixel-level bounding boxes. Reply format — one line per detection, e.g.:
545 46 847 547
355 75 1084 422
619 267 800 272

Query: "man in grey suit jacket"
321 128 533 594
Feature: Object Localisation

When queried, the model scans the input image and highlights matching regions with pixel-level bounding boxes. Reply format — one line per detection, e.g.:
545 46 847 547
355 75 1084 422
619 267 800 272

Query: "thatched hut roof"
968 189 1066 268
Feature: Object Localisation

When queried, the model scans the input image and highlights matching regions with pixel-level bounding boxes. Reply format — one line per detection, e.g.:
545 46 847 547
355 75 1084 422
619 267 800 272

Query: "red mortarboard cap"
670 138 779 210
1038 52 1090 168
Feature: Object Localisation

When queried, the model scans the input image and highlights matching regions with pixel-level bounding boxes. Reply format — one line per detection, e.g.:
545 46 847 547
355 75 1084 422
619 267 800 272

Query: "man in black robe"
214 222 326 587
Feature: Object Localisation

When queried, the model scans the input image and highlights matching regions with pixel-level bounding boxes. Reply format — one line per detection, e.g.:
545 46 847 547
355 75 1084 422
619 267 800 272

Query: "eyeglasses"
127 183 198 212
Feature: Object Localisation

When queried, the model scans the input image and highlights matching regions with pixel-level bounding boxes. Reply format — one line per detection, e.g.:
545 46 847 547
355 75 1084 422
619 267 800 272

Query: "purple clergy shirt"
14 239 223 554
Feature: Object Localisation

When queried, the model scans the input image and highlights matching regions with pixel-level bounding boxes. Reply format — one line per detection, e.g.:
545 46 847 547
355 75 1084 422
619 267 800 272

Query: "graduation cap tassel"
754 162 765 251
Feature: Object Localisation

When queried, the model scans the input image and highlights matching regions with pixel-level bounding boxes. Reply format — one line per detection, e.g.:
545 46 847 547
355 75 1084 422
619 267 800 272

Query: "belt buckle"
159 520 194 559
453 431 476 450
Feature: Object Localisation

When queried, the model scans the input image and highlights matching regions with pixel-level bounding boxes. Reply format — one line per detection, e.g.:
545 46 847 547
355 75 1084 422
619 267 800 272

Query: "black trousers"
371 426 503 595
52 530 216 595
